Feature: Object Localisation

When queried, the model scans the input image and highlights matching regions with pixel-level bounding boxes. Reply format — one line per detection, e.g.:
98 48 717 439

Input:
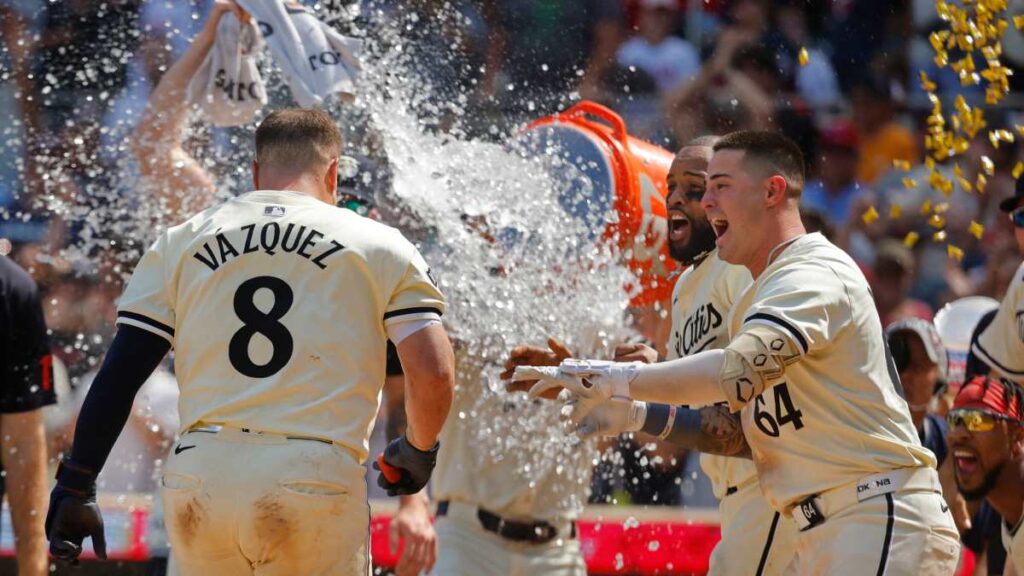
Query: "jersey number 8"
229 276 295 378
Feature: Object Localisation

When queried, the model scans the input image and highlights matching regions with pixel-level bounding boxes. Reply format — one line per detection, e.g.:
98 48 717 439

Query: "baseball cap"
818 121 858 151
885 318 948 382
953 375 1021 417
639 0 678 10
997 176 1024 213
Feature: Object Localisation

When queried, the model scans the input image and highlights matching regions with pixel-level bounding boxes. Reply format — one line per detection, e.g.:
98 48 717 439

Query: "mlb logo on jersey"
265 206 286 217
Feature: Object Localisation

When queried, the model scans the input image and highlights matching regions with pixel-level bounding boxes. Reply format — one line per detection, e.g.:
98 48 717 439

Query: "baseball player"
970 179 1024 386
599 137 797 575
947 376 1024 574
521 131 961 574
43 106 455 575
0 255 58 576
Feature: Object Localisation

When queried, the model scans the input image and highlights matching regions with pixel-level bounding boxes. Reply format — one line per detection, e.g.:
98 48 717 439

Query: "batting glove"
516 359 641 401
374 437 439 497
573 397 648 440
45 460 107 563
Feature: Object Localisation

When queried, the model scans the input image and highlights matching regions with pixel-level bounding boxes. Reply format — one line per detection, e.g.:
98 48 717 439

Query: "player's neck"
987 458 1024 528
257 178 333 205
747 219 807 278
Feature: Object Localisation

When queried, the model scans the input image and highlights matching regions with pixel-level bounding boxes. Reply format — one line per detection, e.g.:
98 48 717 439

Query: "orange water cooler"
519 101 678 306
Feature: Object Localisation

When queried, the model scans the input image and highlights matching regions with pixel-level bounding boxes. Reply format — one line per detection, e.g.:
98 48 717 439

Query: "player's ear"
764 175 788 208
252 160 260 190
325 157 339 201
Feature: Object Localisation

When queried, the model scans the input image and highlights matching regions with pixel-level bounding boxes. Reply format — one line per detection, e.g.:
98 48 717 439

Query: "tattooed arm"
640 403 750 458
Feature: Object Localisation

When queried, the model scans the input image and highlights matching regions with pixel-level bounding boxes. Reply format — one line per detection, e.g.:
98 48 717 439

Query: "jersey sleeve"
116 233 176 344
2 273 57 413
383 241 446 328
737 261 850 358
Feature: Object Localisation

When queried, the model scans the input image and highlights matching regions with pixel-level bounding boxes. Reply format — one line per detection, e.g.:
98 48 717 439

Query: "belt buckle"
796 496 826 532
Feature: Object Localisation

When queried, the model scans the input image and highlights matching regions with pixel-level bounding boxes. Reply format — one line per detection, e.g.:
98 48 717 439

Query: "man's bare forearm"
2 410 50 576
640 403 750 458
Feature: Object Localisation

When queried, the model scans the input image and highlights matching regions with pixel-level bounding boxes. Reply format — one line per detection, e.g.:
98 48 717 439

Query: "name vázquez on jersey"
192 222 345 271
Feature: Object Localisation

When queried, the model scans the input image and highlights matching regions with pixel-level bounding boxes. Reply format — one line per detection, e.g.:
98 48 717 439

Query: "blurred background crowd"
0 0 1023 572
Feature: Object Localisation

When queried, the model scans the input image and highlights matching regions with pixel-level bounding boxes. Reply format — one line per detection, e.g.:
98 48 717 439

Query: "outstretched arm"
130 1 246 218
642 403 750 458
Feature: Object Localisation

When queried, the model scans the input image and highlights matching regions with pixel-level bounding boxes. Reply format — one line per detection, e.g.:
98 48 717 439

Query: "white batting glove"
524 358 641 401
572 397 648 440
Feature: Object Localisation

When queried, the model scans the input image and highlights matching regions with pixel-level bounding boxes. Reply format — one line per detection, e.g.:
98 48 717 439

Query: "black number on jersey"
753 383 805 437
229 276 294 378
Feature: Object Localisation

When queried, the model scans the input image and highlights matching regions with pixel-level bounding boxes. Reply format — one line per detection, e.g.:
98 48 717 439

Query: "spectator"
0 255 58 576
871 239 934 327
885 318 949 464
615 0 699 95
851 76 919 185
774 0 840 109
802 120 865 228
482 0 622 120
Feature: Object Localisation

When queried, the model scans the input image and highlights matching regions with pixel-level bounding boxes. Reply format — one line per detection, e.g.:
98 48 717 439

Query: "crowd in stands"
1 0 1023 570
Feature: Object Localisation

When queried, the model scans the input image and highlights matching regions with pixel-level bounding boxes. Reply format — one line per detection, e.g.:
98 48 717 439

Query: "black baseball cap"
998 177 1024 213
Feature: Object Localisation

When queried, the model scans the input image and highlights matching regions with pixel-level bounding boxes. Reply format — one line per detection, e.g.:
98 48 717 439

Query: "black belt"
726 486 738 496
187 426 334 446
436 500 576 544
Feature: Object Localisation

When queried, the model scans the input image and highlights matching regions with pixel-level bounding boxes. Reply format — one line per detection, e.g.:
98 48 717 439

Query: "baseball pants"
160 426 370 576
709 479 797 575
429 500 587 576
786 467 960 576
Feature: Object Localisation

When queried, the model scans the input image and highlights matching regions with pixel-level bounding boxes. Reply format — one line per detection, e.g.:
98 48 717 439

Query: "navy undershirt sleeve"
68 325 171 474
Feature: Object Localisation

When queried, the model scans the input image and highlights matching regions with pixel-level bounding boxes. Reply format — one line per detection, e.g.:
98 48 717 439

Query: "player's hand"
390 494 436 576
572 397 648 440
374 437 439 497
614 342 658 364
501 338 573 399
45 486 106 563
519 359 641 401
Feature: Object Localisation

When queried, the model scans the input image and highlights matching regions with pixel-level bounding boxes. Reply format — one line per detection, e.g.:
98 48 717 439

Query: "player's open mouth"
668 212 690 241
711 218 729 239
953 449 979 476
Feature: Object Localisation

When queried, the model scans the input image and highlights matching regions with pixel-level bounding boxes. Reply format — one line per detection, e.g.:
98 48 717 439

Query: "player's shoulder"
766 233 859 280
0 255 38 301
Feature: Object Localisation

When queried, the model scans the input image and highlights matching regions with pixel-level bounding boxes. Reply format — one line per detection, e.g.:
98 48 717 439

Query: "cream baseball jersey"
666 250 755 499
432 348 596 523
116 190 445 461
972 261 1024 385
1002 518 1023 574
725 233 934 511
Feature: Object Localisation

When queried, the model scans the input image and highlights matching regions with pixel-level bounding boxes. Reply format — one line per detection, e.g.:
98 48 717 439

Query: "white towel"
237 0 362 107
187 13 268 127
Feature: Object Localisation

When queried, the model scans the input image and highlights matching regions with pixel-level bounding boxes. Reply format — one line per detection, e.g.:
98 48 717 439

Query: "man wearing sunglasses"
948 376 1024 574
970 179 1024 386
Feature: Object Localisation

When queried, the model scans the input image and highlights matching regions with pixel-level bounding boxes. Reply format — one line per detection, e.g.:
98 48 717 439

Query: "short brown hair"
713 131 805 197
255 108 342 174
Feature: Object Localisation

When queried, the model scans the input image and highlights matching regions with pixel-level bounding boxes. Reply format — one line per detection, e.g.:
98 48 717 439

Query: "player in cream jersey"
45 109 455 575
972 263 1024 385
521 132 960 575
669 250 798 575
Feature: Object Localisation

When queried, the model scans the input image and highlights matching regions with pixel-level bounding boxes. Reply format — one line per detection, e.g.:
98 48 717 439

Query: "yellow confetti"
919 71 937 92
862 206 880 225
977 173 988 193
969 220 985 239
933 230 948 242
901 177 918 189
893 159 912 172
798 47 809 67
947 244 964 261
981 155 995 175
904 232 920 248
1013 161 1023 179
929 214 947 229
935 202 950 214
890 204 903 219
1015 14 1024 29
921 198 933 215
953 163 964 178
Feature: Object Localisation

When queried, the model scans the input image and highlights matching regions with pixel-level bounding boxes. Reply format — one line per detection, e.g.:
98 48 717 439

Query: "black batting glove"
373 436 439 496
45 460 106 563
